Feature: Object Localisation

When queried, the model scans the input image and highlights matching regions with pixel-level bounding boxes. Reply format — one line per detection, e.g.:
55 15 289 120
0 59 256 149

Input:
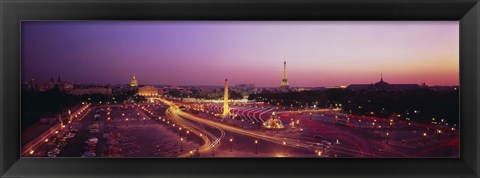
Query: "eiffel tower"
280 61 290 89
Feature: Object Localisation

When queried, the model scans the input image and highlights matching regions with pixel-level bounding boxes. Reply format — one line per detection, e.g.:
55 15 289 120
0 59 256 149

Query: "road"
156 98 330 156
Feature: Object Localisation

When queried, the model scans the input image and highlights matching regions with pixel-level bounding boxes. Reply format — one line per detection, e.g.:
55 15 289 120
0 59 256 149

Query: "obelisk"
223 79 230 116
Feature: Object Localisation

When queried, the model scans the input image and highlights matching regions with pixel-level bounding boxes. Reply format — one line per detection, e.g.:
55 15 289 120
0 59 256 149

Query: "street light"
386 132 389 144
282 141 287 155
423 132 427 144
44 138 49 156
437 129 442 141
229 138 233 152
255 140 258 154
212 144 215 157
180 138 184 152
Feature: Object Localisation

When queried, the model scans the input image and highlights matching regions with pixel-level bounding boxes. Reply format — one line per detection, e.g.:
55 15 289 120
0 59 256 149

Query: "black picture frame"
1 0 479 177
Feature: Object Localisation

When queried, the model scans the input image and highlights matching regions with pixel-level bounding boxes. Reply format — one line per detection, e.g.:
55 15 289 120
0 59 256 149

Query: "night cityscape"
21 21 459 158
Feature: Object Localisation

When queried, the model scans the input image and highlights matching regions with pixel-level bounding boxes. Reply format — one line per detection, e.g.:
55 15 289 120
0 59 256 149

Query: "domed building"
130 74 138 88
373 74 390 90
262 112 285 130
347 74 420 91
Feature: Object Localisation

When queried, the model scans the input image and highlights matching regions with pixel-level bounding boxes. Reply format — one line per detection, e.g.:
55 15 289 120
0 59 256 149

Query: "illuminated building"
130 74 138 87
70 87 112 95
223 79 230 117
138 86 161 97
262 112 284 129
280 61 290 90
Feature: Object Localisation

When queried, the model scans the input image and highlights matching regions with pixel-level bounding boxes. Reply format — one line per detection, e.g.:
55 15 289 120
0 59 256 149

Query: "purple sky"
21 21 459 87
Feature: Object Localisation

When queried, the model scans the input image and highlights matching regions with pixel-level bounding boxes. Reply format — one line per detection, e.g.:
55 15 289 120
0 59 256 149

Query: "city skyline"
22 21 459 87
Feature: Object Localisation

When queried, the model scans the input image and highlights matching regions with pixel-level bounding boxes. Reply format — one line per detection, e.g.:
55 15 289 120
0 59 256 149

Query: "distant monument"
223 79 230 117
347 74 420 91
130 74 138 88
280 61 290 91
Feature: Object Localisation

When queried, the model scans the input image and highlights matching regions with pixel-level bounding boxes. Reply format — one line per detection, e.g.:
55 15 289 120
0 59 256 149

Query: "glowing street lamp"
212 144 215 157
386 132 390 144
44 138 49 156
423 132 427 144
437 129 442 140
180 138 184 152
229 138 233 152
255 140 258 154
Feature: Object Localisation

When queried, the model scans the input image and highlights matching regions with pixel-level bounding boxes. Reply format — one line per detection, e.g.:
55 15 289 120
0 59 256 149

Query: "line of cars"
82 120 101 157
47 130 76 157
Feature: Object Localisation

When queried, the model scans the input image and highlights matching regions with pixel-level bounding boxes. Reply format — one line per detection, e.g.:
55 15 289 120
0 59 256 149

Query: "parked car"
66 133 75 139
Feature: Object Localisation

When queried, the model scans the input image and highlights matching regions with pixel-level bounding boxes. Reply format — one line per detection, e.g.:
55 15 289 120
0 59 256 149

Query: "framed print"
1 0 479 177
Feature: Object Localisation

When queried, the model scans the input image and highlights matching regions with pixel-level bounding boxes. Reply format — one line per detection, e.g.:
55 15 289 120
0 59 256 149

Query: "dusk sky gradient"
21 21 459 87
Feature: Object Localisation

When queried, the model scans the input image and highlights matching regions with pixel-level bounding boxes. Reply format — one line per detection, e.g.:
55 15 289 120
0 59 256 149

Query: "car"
321 141 332 149
51 148 61 154
66 133 75 139
81 152 96 157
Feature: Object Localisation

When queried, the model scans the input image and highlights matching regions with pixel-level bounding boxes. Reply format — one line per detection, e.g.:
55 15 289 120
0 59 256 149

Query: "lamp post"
212 144 215 157
186 130 190 142
423 132 427 144
437 129 442 141
180 138 183 152
386 132 389 144
255 140 258 154
229 138 233 152
283 141 287 155
44 138 49 156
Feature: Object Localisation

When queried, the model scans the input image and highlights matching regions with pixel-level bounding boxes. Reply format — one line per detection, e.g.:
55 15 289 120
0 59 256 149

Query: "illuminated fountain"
262 112 284 129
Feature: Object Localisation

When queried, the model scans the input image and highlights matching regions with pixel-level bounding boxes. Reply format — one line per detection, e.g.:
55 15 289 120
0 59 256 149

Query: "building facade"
70 87 112 95
138 86 161 97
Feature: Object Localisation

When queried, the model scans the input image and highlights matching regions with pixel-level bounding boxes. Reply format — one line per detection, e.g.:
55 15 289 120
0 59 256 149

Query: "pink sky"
22 21 459 87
